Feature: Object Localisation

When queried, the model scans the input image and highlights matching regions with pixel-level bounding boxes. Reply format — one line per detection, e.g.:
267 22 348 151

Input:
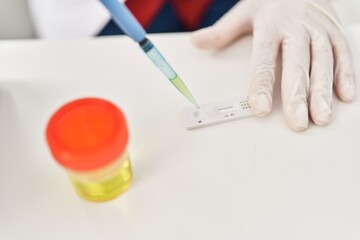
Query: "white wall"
0 0 35 39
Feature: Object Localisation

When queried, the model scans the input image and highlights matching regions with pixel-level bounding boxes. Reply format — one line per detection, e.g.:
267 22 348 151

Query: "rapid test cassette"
183 97 255 130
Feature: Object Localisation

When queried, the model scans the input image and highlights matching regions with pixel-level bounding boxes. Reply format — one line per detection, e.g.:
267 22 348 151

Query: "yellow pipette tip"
171 76 200 109
192 101 200 109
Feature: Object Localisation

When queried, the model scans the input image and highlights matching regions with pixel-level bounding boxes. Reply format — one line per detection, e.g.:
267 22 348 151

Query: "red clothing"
126 0 214 31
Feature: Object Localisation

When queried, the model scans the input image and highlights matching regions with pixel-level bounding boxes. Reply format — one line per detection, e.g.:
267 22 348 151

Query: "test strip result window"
183 98 254 130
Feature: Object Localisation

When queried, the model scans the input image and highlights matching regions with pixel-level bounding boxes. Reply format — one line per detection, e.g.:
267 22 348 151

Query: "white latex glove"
191 0 356 131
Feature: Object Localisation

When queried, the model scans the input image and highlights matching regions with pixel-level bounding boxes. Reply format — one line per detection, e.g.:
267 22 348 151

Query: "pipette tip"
193 101 200 109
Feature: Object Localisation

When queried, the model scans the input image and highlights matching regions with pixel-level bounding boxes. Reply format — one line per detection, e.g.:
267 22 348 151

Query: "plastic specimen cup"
46 98 133 202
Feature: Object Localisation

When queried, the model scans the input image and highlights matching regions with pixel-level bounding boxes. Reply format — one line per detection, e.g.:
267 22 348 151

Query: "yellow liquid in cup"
70 159 132 202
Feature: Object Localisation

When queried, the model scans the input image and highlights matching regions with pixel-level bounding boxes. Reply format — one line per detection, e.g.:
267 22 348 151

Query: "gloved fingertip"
311 98 332 127
337 75 356 103
313 112 332 127
249 93 272 116
287 102 309 132
191 27 217 49
191 26 228 49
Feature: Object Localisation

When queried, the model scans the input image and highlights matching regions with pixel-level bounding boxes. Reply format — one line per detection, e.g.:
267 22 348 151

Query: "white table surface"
0 28 360 240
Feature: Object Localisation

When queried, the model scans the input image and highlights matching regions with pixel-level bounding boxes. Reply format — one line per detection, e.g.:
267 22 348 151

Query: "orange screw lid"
46 98 129 172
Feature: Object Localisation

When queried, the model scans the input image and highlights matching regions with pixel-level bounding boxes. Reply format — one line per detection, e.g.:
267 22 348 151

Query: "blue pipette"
100 0 199 108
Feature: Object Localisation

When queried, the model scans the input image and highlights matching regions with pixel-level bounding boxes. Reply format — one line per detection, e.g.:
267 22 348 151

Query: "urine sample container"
46 98 132 202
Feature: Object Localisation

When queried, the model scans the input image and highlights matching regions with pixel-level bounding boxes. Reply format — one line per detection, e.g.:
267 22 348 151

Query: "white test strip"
183 97 255 130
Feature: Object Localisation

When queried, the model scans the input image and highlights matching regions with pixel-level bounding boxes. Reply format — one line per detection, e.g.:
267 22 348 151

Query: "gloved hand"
191 0 356 131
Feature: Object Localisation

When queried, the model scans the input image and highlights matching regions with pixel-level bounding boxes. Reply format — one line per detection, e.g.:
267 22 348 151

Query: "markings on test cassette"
183 97 255 130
